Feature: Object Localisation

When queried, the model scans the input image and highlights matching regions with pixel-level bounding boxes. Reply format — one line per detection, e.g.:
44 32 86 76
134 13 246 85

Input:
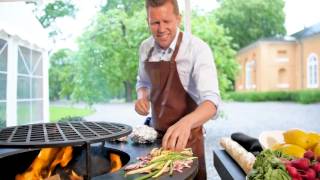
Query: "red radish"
301 168 316 180
304 150 315 160
313 162 320 173
317 156 320 162
291 158 310 170
292 177 302 180
286 165 300 178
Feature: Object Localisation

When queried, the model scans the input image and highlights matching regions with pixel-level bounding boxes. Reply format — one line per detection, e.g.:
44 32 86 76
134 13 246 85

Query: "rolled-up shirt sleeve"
192 43 221 112
136 43 152 91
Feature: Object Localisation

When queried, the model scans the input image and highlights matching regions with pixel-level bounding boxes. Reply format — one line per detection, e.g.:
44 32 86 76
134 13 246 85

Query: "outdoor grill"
0 121 132 147
0 121 132 180
0 121 199 180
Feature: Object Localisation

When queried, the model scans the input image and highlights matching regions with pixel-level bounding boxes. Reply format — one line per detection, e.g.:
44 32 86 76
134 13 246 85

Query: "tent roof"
0 2 48 49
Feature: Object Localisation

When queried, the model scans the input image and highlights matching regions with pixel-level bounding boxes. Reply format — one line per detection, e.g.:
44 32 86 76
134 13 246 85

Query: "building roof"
238 22 320 54
237 36 296 55
291 22 320 39
0 2 48 49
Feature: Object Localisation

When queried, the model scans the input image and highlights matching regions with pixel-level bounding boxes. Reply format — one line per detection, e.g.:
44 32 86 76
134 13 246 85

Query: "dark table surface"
0 139 198 180
213 149 246 180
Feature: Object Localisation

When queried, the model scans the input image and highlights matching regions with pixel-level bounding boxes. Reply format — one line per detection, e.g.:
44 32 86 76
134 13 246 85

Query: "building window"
245 60 256 89
275 50 289 62
307 53 319 88
17 46 43 125
0 39 8 128
277 68 289 88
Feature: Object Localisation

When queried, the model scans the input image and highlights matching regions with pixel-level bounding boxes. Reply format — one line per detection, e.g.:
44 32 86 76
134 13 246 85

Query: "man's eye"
151 21 160 25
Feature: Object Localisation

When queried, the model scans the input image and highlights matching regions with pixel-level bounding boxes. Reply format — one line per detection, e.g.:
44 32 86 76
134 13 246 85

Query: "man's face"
147 2 181 49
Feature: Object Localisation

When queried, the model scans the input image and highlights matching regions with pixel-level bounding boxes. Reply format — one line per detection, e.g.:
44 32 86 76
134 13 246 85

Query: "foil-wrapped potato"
130 125 158 144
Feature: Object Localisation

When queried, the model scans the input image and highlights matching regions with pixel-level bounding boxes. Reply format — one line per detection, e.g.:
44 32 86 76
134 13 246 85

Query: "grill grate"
0 122 132 148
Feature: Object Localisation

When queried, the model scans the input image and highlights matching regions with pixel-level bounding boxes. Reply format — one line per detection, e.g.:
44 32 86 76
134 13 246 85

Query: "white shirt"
136 30 221 109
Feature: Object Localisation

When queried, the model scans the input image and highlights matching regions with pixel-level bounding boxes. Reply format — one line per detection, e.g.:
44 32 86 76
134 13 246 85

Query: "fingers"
134 99 150 115
162 128 189 151
162 128 173 150
175 131 189 151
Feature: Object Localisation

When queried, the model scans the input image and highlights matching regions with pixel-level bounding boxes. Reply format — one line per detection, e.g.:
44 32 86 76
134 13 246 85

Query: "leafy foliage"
215 0 286 49
101 0 145 16
51 1 239 103
49 48 76 100
192 13 238 96
227 90 320 104
72 9 149 103
38 0 76 28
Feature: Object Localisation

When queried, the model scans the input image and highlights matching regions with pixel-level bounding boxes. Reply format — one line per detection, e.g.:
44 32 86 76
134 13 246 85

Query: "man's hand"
162 118 192 151
135 98 150 116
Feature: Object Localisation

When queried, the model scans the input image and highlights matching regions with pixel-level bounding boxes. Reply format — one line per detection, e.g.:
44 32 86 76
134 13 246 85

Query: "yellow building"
235 22 320 92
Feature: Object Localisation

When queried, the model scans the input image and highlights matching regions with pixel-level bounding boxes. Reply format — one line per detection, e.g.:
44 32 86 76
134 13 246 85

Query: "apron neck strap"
170 31 183 63
145 32 183 62
145 47 154 62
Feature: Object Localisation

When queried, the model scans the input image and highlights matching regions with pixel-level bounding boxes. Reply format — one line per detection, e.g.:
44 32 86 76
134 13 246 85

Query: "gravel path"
55 101 320 180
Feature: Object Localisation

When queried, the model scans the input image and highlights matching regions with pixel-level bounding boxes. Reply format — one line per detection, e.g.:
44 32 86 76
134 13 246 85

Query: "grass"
50 106 95 122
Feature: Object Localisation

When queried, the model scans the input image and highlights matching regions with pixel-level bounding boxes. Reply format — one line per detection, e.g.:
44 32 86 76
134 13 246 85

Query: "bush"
227 90 320 104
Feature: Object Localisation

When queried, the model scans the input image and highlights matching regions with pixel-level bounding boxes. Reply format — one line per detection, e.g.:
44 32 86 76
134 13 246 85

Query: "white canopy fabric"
0 2 48 49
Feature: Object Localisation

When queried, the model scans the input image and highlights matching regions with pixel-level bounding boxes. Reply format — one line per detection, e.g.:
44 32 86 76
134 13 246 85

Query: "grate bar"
89 122 113 135
55 123 68 142
66 122 86 140
0 122 132 148
7 127 16 143
79 122 101 138
26 124 32 143
42 123 48 142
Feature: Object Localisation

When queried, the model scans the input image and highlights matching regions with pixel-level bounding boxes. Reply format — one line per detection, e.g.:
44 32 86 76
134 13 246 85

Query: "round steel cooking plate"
0 122 132 148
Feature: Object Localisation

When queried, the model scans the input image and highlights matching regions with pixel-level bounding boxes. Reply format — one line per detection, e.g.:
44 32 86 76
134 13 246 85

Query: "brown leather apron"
144 32 206 180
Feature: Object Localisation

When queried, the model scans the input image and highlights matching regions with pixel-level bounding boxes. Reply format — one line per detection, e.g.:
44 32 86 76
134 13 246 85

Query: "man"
135 0 220 179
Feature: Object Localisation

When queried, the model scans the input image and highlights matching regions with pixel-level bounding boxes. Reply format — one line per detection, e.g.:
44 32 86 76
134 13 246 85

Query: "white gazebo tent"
0 1 49 127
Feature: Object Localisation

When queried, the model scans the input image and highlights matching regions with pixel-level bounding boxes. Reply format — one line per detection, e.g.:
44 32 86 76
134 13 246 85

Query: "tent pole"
184 0 191 35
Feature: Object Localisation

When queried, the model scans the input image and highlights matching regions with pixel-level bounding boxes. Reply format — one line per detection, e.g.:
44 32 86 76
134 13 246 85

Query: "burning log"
15 146 82 180
44 174 60 180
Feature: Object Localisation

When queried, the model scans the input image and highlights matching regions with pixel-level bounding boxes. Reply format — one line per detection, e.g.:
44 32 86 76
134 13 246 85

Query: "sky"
51 0 320 51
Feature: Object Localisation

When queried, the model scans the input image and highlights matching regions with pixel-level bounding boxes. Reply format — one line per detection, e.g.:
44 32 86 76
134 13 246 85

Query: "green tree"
49 49 76 100
101 0 145 16
215 0 286 49
73 9 149 103
192 13 238 96
37 0 76 28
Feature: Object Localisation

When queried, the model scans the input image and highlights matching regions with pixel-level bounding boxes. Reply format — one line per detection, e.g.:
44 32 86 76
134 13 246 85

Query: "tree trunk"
123 81 132 102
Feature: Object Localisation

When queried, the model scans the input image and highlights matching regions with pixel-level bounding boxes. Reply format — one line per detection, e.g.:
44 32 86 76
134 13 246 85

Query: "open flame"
69 170 83 180
15 146 123 179
110 153 122 172
15 146 82 180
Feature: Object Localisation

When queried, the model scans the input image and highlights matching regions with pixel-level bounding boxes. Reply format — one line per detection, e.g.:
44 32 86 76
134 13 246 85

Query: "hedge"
227 90 320 104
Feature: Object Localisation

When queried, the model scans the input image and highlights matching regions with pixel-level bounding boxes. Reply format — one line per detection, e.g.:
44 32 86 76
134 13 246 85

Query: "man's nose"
158 22 165 33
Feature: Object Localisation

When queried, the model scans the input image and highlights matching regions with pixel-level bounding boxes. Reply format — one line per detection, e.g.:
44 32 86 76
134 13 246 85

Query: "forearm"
183 100 217 129
137 87 149 100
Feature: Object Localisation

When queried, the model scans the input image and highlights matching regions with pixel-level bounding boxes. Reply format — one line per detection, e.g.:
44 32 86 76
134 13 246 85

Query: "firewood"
45 174 61 180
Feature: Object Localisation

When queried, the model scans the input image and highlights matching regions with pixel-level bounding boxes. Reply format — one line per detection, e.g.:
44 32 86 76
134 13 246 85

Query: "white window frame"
0 37 8 128
245 60 256 89
17 45 44 124
307 53 319 88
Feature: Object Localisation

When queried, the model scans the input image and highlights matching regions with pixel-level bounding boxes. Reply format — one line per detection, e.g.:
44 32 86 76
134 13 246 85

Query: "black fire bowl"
0 139 198 180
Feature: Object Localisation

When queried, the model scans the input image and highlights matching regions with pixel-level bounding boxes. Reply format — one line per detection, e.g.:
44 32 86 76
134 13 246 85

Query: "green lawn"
50 106 95 122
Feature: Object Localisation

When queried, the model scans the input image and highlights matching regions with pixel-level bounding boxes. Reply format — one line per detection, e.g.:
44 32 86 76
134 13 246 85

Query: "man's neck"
155 29 180 51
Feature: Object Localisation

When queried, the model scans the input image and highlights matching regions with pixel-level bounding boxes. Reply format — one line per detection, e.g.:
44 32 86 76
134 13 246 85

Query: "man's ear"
177 14 182 27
